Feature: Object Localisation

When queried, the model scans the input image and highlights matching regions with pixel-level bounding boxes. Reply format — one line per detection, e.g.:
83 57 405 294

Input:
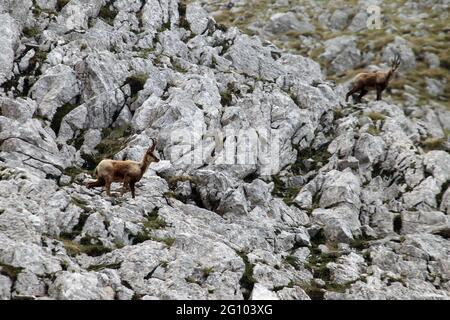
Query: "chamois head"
390 53 401 72
145 138 160 163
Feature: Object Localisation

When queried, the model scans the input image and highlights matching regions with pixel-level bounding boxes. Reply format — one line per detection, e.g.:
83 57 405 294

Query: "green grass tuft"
236 252 256 300
366 112 386 122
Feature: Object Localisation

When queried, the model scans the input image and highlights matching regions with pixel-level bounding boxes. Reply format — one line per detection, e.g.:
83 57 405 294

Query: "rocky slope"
195 0 449 107
0 0 449 300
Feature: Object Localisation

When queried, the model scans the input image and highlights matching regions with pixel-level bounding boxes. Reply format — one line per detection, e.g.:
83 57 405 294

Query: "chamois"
346 53 401 103
86 139 160 198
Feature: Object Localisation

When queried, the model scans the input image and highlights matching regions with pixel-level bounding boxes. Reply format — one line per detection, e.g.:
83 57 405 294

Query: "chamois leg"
86 177 105 189
376 87 383 101
105 177 112 196
121 176 130 196
130 182 136 199
346 86 359 103
357 88 369 103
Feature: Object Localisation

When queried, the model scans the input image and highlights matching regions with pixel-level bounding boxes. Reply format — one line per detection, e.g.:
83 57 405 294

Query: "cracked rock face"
0 0 449 300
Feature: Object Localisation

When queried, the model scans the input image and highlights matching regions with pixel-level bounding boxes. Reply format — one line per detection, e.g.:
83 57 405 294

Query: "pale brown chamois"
86 139 160 198
346 53 401 103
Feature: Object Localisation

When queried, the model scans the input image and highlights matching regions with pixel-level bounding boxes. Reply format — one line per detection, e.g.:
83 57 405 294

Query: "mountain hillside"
0 0 449 300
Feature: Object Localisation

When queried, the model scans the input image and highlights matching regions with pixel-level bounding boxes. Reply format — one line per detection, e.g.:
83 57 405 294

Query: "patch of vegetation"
220 82 242 107
50 103 78 135
367 125 381 136
185 276 198 284
350 237 372 250
220 88 233 106
23 26 40 38
298 246 352 300
59 212 90 240
136 47 155 59
70 197 90 211
67 129 87 151
166 175 196 189
130 230 175 247
284 255 301 270
178 2 190 30
420 136 447 152
172 60 189 73
63 166 90 184
302 230 341 292
185 266 214 286
87 262 122 272
28 49 48 76
0 263 23 281
366 112 386 122
292 144 331 175
156 236 175 247
32 4 43 16
271 175 300 206
236 252 256 300
297 281 325 300
202 267 214 278
163 191 177 199
99 3 118 26
209 0 274 35
143 208 167 230
94 125 132 163
124 73 148 97
61 238 111 257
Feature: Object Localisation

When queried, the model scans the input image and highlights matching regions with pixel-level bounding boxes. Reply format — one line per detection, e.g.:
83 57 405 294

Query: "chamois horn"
148 138 157 153
391 53 401 68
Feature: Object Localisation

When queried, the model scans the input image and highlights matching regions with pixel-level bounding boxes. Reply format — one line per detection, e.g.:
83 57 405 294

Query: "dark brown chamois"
346 53 401 103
